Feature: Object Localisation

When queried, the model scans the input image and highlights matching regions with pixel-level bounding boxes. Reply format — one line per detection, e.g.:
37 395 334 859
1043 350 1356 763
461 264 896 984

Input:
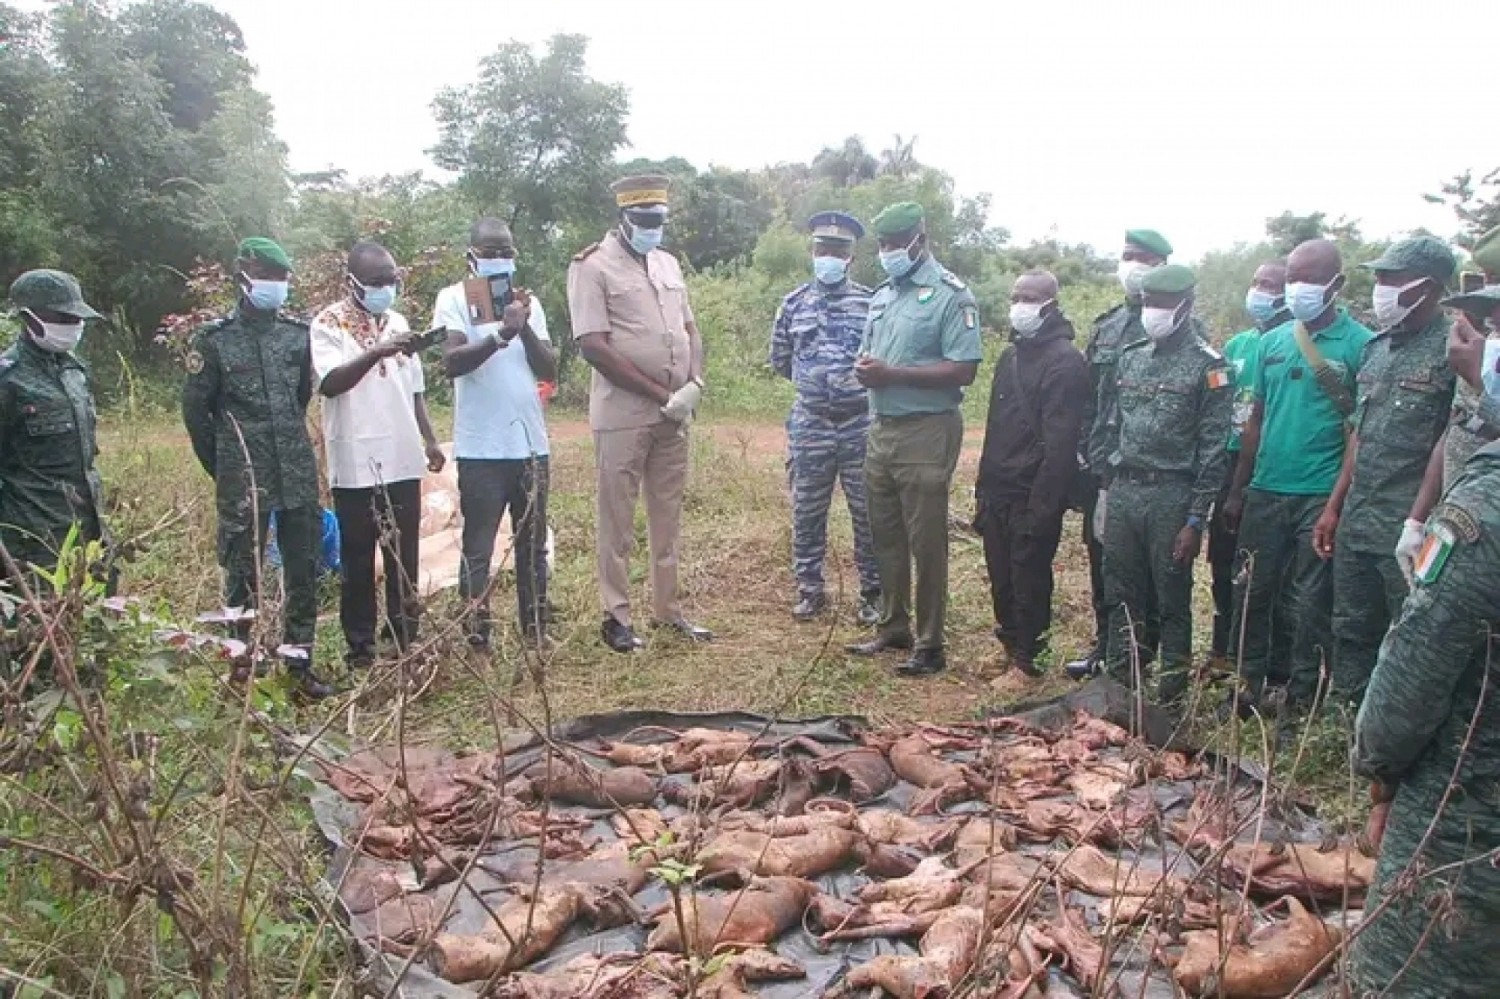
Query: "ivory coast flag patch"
1412 521 1455 586
1206 368 1231 389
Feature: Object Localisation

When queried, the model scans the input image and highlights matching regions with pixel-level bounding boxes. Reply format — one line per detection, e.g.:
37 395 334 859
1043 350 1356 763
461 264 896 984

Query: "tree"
1263 211 1363 257
0 4 58 278
879 134 918 178
1425 167 1500 246
811 136 877 188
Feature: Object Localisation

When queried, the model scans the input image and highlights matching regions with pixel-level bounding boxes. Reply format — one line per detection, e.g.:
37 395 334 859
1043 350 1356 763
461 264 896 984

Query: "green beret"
872 202 925 237
9 269 101 319
1363 235 1457 287
1125 229 1172 258
1472 225 1500 278
1140 263 1196 295
1442 285 1500 314
237 236 293 271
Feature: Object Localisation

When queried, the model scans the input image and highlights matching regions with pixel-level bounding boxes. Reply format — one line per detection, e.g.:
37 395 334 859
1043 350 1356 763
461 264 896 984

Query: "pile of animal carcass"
315 697 1373 998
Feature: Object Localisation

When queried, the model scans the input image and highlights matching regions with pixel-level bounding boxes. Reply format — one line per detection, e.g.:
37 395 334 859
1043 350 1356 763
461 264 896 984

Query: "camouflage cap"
1442 285 1500 315
1125 229 1172 258
237 236 293 271
1140 263 1196 295
1472 225 1500 278
872 202 925 237
9 269 101 319
1363 235 1458 286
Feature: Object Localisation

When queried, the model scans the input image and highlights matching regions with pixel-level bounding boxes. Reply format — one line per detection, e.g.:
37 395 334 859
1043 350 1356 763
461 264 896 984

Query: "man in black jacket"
975 271 1090 676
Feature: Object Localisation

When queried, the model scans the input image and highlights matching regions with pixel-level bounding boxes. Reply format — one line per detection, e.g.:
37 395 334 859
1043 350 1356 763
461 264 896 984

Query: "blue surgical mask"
1244 288 1282 326
353 278 398 316
813 256 848 285
627 223 664 255
473 256 516 278
245 277 289 313
1286 278 1337 323
879 235 920 281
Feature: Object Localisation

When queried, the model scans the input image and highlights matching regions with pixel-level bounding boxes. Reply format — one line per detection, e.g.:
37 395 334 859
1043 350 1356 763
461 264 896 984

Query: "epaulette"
1093 303 1127 325
940 270 967 291
573 242 601 262
277 311 311 328
1122 338 1152 352
1196 339 1224 361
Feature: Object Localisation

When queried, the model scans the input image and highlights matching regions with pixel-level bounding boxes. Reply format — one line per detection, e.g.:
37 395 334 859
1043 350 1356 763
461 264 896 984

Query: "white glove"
1092 489 1109 539
661 379 702 423
1395 517 1426 585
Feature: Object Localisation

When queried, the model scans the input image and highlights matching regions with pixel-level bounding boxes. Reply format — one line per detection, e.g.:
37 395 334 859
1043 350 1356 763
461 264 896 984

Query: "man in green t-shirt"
1223 239 1374 714
1207 261 1289 670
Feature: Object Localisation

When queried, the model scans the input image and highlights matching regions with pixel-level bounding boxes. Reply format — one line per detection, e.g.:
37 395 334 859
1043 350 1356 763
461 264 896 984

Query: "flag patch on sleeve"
1206 368 1230 389
1413 521 1455 586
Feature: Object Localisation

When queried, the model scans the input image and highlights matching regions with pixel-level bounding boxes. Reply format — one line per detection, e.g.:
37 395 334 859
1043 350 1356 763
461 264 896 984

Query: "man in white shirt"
435 218 558 648
312 241 444 668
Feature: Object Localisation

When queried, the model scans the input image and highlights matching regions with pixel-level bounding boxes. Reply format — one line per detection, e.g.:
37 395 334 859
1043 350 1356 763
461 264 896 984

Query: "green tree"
0 3 58 278
1425 167 1500 246
879 134 919 178
811 136 877 188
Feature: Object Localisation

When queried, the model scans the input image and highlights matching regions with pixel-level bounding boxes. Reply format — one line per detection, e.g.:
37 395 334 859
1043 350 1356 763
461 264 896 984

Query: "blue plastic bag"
265 508 342 577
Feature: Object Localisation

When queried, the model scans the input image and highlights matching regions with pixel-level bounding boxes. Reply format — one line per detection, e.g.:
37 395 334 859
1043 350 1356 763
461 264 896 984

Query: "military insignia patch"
1413 521 1455 586
1206 368 1230 389
184 350 204 374
1430 502 1482 544
917 287 935 304
963 307 978 330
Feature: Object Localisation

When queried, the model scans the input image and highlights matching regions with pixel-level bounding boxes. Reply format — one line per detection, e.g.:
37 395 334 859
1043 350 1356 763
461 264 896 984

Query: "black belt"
1114 467 1193 485
800 402 870 423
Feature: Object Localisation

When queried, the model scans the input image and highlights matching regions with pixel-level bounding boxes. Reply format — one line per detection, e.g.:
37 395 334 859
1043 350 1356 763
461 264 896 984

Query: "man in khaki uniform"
568 174 714 652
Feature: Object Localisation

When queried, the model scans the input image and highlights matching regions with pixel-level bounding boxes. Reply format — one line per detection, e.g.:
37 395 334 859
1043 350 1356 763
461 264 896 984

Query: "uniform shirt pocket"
24 404 76 437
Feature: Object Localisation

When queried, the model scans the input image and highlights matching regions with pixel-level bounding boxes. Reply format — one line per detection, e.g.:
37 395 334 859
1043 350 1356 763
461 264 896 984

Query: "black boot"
602 616 644 654
1064 645 1102 681
792 592 827 622
895 648 947 677
286 666 335 701
845 632 913 656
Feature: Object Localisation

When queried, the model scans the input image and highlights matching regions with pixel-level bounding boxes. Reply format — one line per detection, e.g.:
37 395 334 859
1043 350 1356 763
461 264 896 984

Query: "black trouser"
221 504 318 660
458 457 549 641
333 479 422 660
978 493 1065 660
1080 477 1109 654
1206 455 1239 658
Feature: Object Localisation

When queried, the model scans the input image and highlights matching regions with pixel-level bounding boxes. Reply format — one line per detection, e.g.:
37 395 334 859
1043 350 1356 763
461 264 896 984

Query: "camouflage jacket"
1082 300 1145 465
1089 317 1232 519
770 278 873 418
1351 438 1500 995
180 308 319 525
1340 314 1455 553
0 335 103 567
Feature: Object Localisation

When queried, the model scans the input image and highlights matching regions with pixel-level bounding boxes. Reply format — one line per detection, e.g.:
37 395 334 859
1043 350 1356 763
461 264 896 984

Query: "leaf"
51 708 83 751
23 899 62 924
104 972 126 999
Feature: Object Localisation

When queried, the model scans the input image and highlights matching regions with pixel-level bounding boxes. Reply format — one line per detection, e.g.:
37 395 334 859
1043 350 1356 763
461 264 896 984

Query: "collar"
896 254 942 289
17 333 76 367
1151 323 1193 355
234 303 279 330
1259 308 1292 332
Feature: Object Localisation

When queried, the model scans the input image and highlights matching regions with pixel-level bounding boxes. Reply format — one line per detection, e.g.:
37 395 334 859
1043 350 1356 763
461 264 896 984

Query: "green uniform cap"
237 236 293 272
9 269 101 319
1471 225 1500 278
872 202 926 237
1125 229 1172 258
1362 235 1457 287
1442 285 1500 314
1140 263 1195 295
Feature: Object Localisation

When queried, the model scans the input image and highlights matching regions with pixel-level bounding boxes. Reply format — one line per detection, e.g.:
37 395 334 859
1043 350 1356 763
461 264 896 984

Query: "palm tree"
812 136 878 188
879 134 919 178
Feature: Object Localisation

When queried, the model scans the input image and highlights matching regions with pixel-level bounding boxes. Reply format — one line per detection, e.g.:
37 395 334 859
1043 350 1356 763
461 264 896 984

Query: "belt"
873 409 959 423
1113 467 1193 485
799 400 870 423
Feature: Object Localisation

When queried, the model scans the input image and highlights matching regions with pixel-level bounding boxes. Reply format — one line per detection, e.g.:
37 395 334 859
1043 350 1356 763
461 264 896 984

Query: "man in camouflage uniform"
1090 264 1231 703
1070 229 1172 678
0 270 105 582
770 211 880 625
1350 433 1500 998
1313 237 1456 706
181 237 332 699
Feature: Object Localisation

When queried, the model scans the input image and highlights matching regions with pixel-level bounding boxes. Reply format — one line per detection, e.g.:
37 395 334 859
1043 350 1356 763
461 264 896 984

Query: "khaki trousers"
595 421 690 626
864 411 963 651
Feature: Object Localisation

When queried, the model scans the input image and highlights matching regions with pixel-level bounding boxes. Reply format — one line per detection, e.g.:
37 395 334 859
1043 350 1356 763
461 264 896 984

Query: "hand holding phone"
401 327 451 355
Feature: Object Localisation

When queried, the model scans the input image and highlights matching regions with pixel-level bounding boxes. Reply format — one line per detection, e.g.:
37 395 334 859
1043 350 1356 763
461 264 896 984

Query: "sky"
48 0 1500 259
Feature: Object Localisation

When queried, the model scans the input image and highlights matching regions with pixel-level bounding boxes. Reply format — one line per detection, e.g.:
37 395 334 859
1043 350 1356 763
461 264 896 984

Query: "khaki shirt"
567 230 694 431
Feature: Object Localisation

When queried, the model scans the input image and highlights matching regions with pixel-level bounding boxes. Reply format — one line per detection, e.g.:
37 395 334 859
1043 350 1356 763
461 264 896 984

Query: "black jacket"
977 312 1090 515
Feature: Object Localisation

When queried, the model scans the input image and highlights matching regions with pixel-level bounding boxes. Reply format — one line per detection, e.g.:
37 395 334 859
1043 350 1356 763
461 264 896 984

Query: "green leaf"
104 972 126 999
51 708 83 751
23 899 62 924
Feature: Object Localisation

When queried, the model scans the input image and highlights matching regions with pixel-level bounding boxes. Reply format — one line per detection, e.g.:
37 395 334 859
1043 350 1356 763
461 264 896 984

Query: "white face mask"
25 310 84 353
1372 277 1429 330
1118 259 1154 296
1141 304 1183 340
1009 300 1053 337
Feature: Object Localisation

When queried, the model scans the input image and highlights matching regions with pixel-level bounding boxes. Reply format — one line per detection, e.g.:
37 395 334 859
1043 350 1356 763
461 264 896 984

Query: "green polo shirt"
1222 327 1262 452
1249 308 1375 495
861 255 983 417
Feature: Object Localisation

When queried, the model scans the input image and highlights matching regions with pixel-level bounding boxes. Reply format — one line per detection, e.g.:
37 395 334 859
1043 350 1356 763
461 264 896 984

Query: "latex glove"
1092 489 1108 539
661 379 702 423
1395 517 1426 585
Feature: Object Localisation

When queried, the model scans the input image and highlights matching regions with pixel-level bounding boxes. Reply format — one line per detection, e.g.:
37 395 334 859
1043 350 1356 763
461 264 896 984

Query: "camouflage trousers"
1229 488 1330 704
1349 773 1500 998
788 402 879 599
218 504 319 655
1331 541 1409 706
1102 476 1193 697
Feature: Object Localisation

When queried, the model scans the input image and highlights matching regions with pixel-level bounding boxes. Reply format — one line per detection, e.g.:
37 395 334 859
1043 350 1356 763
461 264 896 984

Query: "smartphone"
402 327 450 355
1460 271 1485 295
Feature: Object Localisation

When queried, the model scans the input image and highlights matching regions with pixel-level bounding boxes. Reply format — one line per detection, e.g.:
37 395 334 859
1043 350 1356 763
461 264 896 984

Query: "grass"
0 393 1363 995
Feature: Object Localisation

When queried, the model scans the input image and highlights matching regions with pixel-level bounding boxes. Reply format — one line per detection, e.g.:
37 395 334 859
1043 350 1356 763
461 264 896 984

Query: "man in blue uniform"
770 211 880 625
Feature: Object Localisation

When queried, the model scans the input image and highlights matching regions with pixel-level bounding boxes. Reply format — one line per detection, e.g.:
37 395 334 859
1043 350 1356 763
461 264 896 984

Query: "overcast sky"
64 0 1500 258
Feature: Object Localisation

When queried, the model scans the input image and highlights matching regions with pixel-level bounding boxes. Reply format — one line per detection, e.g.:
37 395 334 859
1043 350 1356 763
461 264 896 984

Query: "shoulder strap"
1292 321 1355 418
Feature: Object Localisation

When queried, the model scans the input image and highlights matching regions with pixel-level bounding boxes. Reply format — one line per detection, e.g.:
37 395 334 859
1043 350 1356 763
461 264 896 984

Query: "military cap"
1363 235 1458 286
1125 229 1172 258
872 202 925 237
9 269 101 319
237 236 293 271
1471 224 1500 278
808 211 865 242
1442 284 1500 314
1140 263 1196 295
611 174 672 209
